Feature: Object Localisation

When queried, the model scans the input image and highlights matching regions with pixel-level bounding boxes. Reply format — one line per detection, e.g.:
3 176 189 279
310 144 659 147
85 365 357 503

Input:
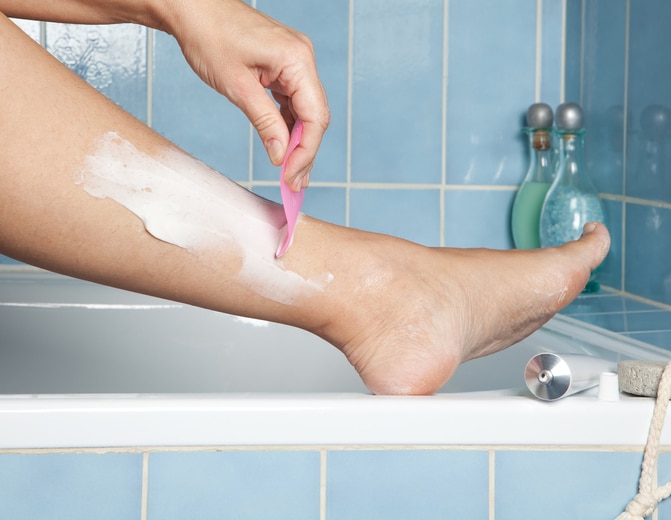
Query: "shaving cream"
77 132 330 305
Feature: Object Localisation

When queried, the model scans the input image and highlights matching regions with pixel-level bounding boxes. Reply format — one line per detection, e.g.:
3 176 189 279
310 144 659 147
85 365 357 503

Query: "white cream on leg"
77 132 332 305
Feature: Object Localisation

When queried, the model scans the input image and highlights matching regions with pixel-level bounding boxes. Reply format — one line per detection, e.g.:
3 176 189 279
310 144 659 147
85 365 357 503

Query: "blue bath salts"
540 186 605 247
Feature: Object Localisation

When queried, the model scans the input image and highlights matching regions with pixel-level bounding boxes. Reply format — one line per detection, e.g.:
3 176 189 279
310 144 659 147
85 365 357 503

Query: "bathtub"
1 270 670 449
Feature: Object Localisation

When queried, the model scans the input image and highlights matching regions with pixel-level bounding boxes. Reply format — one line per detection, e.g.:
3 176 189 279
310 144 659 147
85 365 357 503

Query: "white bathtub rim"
0 390 667 449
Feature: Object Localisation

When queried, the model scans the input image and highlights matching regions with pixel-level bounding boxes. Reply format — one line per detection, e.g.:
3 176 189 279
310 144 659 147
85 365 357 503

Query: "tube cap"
597 372 620 401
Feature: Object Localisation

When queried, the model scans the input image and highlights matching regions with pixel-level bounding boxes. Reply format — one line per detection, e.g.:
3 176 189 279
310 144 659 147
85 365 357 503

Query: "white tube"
524 353 616 401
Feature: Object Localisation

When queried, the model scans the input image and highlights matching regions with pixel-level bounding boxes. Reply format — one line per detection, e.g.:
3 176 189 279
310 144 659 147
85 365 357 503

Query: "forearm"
0 0 170 30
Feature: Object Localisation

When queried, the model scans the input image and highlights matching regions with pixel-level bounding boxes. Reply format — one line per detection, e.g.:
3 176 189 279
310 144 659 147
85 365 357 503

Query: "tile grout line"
345 0 354 228
489 450 496 520
440 0 448 247
0 444 656 456
39 21 46 48
141 451 149 520
146 28 153 129
535 0 543 102
320 450 327 520
579 0 585 105
621 0 631 293
560 0 566 102
249 0 257 186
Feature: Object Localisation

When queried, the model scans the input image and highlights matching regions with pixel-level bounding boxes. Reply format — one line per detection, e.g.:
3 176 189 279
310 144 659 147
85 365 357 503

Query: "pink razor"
276 119 304 258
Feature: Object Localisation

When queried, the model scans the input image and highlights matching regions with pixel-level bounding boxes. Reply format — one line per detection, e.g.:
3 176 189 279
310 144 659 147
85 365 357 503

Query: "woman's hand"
164 0 330 190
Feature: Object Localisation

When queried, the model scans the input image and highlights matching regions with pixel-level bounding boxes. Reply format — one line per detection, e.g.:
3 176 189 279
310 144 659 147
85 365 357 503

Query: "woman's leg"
0 16 610 394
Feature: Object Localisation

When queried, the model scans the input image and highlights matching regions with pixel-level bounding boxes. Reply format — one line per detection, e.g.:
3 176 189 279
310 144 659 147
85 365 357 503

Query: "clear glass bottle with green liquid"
511 103 556 249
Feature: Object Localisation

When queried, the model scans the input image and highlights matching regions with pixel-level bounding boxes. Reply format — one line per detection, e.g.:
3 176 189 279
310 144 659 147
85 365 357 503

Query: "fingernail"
265 139 284 165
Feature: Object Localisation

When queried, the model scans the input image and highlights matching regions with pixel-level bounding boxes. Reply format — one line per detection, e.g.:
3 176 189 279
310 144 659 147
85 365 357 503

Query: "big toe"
571 222 611 271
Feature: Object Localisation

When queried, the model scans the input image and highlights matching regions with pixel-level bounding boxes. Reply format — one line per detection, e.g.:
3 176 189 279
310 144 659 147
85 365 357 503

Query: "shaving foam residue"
77 132 331 305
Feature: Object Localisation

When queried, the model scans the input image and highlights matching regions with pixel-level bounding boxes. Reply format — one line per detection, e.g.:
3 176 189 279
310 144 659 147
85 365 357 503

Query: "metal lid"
555 102 583 130
526 102 553 129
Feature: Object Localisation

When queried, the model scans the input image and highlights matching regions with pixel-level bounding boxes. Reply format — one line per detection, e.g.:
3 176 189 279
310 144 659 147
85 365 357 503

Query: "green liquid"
511 181 552 249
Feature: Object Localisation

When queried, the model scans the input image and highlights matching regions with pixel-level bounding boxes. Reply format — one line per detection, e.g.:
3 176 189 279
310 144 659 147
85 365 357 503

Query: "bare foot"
315 222 610 395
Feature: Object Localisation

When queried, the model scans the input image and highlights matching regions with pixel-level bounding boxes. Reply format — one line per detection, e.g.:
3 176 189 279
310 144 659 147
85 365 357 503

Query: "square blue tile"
566 312 628 332
444 189 515 248
253 0 349 184
445 0 536 186
540 1 564 107
582 0 627 196
624 330 671 351
0 453 142 520
562 293 657 319
656 453 671 518
148 450 320 520
350 188 441 246
151 31 250 181
327 449 489 520
351 0 444 185
620 311 671 333
564 0 582 105
597 198 623 291
496 450 643 519
626 0 671 205
625 204 671 306
45 23 148 123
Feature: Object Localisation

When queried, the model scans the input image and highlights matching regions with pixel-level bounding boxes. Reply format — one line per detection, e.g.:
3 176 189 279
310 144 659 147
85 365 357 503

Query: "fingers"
266 50 330 191
170 0 330 190
243 68 329 192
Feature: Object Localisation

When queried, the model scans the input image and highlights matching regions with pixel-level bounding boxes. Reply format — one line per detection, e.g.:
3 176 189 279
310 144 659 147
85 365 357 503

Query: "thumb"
229 75 289 166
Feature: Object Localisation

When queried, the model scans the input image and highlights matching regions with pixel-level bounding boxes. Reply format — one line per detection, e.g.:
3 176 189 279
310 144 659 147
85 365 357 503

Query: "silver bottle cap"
526 103 553 129
555 102 583 130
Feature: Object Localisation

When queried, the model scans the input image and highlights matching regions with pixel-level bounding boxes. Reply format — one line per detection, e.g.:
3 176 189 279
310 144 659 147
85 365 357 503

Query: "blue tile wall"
151 31 250 182
495 450 643 519
0 446 663 518
349 188 441 246
446 0 536 188
351 0 443 185
326 449 489 520
581 0 627 197
444 189 515 249
598 198 623 290
540 0 564 107
148 450 320 520
254 0 349 184
0 453 142 519
627 0 671 206
563 0 582 105
625 204 671 306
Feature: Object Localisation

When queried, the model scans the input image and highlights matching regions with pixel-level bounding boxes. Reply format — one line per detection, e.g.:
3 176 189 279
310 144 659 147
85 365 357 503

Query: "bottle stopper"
526 103 553 129
555 102 584 131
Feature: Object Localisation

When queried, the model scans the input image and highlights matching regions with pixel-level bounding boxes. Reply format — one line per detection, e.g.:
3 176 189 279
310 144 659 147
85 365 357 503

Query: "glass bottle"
511 103 556 249
540 102 606 292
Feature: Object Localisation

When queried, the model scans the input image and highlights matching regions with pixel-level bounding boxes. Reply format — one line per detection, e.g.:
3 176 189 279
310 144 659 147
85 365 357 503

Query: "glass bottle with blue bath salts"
511 102 555 249
540 102 606 292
